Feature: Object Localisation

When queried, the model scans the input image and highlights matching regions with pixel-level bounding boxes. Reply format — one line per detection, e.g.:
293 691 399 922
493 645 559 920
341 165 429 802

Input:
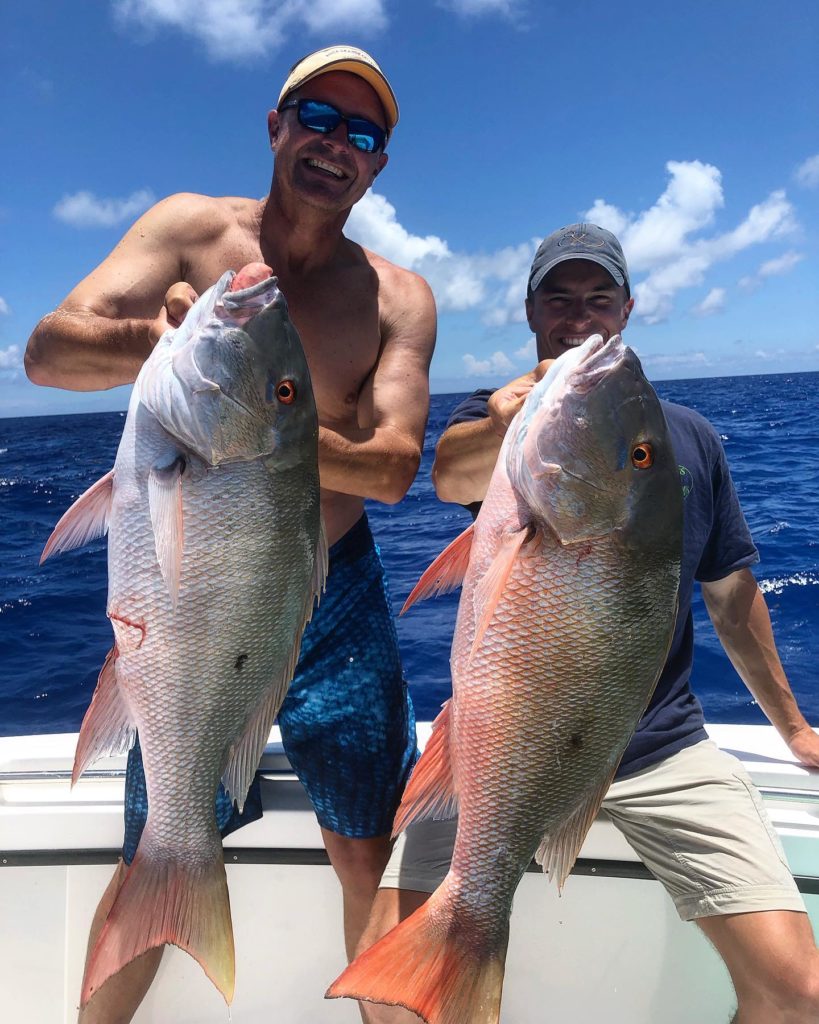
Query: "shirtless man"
26 45 436 1023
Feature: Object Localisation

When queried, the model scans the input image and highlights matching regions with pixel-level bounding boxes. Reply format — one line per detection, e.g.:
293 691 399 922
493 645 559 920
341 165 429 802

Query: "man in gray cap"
352 224 819 1024
26 44 435 1023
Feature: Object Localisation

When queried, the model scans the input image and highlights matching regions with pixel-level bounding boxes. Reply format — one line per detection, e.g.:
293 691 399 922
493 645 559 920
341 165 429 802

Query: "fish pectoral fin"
148 456 186 608
40 469 114 564
392 701 457 836
535 767 616 892
72 646 136 785
310 517 329 609
82 836 234 1008
469 525 533 662
400 524 475 615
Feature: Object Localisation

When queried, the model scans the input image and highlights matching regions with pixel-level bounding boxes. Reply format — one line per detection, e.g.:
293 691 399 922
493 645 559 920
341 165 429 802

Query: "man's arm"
318 270 437 505
24 194 203 391
701 567 819 766
432 361 553 505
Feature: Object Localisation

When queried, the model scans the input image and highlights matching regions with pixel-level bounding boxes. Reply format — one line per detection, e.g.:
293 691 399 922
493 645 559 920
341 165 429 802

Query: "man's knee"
322 830 392 890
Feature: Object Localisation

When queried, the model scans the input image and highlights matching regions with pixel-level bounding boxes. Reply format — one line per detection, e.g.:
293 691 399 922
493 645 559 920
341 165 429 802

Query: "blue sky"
2 0 818 417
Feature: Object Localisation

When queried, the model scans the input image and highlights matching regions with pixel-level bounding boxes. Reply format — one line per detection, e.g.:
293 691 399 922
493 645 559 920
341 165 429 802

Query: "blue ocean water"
1 374 818 737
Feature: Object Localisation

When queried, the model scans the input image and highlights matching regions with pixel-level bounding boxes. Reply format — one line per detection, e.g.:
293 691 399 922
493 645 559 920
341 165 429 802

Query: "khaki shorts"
379 740 805 922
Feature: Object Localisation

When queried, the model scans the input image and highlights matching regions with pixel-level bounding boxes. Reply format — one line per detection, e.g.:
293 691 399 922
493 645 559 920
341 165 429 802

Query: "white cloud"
515 336 536 361
0 297 10 315
795 154 819 189
440 0 519 15
463 351 514 376
112 0 387 61
692 287 726 317
0 345 22 370
739 250 804 292
640 351 711 370
587 163 798 323
53 189 156 228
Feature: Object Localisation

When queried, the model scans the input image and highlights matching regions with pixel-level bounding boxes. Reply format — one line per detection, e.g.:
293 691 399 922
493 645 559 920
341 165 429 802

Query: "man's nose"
565 300 591 325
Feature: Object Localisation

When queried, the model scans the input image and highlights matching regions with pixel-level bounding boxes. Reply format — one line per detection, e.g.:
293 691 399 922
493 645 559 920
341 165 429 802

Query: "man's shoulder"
149 192 259 239
355 244 434 302
660 398 719 443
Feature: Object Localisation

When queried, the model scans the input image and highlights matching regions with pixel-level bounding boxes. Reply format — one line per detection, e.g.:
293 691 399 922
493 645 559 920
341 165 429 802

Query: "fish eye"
631 442 654 469
271 379 297 404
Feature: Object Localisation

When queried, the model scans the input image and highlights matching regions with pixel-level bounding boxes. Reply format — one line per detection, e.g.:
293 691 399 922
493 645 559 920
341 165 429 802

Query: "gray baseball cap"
528 223 630 295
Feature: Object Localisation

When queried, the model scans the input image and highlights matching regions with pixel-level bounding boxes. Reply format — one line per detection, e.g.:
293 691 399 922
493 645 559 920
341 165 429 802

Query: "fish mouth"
566 333 627 395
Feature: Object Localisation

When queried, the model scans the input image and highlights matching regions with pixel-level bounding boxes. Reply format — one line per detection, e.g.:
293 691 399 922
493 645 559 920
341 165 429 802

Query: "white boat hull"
2 724 817 1023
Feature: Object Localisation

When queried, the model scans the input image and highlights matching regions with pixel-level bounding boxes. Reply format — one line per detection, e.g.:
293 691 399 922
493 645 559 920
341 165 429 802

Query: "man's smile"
305 157 349 179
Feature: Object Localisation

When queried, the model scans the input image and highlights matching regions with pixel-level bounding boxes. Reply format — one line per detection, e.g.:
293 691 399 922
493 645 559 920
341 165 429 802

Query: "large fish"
328 334 682 1023
41 263 326 1006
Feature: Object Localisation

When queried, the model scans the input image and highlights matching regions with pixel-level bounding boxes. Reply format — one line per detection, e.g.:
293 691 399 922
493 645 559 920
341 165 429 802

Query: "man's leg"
321 829 394 960
77 860 163 1024
697 910 819 1024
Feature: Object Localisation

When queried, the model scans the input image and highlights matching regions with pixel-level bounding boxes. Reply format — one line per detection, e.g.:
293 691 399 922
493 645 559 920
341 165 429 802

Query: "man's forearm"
705 573 812 740
318 424 422 505
25 309 153 391
432 419 502 505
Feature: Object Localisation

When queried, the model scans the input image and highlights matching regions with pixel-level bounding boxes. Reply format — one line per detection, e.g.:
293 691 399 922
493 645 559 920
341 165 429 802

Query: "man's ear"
621 295 635 330
372 152 389 181
525 296 535 332
267 109 280 151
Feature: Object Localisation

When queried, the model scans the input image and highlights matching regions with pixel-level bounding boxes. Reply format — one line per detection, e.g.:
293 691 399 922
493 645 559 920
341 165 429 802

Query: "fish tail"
326 889 506 1024
81 840 234 1007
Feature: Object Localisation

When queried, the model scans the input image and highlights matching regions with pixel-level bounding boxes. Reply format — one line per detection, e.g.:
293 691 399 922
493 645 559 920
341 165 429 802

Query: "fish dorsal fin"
392 701 457 836
400 525 475 615
40 470 114 564
535 766 616 892
72 646 137 785
222 526 326 809
469 525 532 662
148 456 186 609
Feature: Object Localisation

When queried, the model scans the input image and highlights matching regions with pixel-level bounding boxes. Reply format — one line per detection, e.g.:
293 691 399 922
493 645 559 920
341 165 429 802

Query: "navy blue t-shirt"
446 390 759 777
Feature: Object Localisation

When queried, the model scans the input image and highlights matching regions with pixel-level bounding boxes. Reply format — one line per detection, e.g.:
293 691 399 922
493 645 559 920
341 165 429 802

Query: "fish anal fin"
535 767 616 892
392 701 457 837
327 887 506 1024
148 456 185 608
400 524 475 615
469 525 532 661
72 647 136 785
81 834 234 1006
40 470 114 564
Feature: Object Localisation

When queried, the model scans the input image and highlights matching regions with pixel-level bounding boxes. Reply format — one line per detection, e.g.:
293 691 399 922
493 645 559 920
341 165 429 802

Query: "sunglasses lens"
298 100 340 134
348 128 379 153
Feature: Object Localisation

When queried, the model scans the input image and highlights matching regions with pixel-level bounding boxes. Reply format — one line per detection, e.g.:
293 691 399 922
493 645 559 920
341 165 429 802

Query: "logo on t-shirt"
679 465 693 500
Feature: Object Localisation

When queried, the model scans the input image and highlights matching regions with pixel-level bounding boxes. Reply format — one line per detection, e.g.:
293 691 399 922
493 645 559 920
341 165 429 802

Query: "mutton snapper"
328 334 682 1023
41 262 326 1006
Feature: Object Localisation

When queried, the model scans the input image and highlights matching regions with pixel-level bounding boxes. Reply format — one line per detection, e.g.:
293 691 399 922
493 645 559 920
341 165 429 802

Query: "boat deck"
2 723 818 1023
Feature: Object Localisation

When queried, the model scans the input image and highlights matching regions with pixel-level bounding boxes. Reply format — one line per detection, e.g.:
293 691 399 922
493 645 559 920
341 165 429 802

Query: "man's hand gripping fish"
41 263 326 1006
328 334 682 1023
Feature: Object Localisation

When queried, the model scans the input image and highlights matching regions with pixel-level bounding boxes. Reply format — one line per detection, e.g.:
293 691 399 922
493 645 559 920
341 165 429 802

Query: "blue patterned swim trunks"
122 513 418 863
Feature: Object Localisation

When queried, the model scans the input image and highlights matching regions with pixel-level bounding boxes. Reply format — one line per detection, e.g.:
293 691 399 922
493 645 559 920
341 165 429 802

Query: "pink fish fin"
535 767 617 892
147 456 186 608
72 646 136 785
40 470 114 564
400 524 475 615
468 525 532 663
392 701 457 837
326 886 506 1024
81 839 234 1008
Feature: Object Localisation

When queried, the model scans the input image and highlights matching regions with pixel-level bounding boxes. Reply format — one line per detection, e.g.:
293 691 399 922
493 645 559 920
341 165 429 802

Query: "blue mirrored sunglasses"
280 98 387 154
